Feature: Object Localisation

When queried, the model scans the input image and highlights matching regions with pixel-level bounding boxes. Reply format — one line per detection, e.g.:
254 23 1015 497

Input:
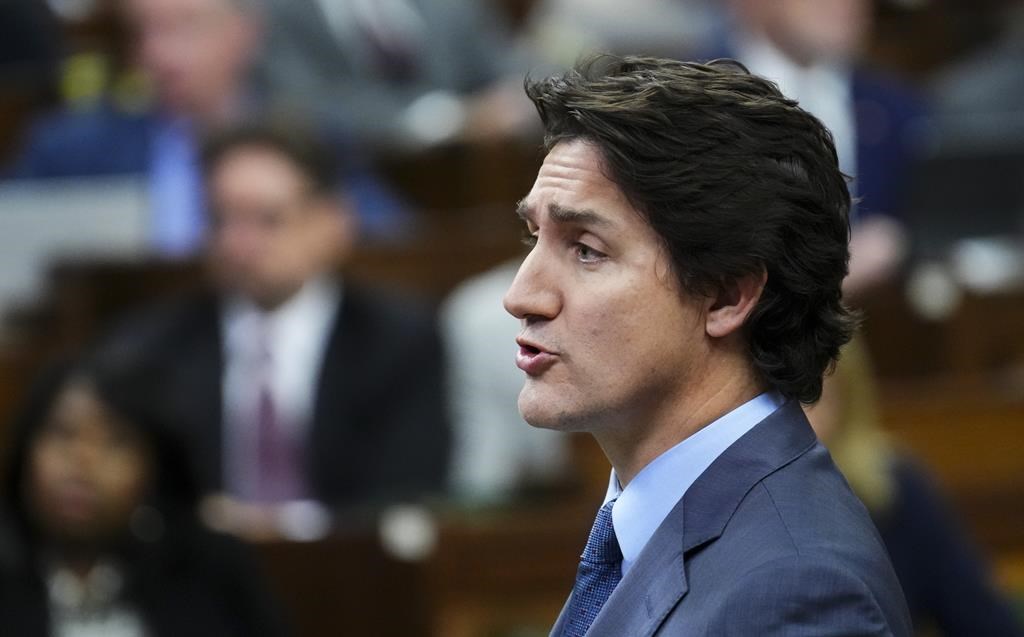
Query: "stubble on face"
507 140 710 439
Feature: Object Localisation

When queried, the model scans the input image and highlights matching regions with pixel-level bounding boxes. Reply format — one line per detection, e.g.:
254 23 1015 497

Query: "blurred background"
0 0 1021 635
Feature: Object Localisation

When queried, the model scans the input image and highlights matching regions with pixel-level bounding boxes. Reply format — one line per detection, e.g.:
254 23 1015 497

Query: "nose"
503 249 561 323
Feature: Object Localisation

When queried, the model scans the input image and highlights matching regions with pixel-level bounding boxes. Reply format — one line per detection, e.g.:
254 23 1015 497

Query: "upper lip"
516 336 554 355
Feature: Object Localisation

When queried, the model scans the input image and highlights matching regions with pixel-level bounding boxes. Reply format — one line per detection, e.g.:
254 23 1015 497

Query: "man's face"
207 146 347 308
126 0 258 116
504 140 710 434
757 0 871 64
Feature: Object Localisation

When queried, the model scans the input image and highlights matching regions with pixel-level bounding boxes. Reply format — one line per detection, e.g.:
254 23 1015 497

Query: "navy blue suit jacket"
698 46 926 220
552 401 912 636
6 102 154 178
848 68 927 219
3 102 409 236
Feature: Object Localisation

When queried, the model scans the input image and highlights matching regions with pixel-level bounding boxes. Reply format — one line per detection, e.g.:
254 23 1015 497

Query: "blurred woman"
0 355 289 636
805 338 1023 636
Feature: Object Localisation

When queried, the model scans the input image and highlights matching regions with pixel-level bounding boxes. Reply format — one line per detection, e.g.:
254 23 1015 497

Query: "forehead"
211 146 309 193
523 140 637 222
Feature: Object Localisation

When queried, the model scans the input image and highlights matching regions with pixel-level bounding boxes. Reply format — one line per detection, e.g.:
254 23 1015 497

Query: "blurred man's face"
207 145 349 308
750 0 871 65
126 0 259 117
27 382 150 547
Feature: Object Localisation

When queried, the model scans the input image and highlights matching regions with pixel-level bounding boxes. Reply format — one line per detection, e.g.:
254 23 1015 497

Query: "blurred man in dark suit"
105 121 449 535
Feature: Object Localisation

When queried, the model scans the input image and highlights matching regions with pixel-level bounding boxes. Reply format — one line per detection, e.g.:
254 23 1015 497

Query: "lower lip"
516 347 558 376
52 487 99 522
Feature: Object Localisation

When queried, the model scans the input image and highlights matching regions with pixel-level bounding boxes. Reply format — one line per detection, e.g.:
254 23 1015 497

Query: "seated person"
0 354 289 636
4 0 406 253
102 120 449 535
805 338 1024 636
718 0 927 299
441 258 571 503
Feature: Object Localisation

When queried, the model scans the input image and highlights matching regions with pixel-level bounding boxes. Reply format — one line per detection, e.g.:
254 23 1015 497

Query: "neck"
177 88 243 130
595 351 765 486
48 543 102 580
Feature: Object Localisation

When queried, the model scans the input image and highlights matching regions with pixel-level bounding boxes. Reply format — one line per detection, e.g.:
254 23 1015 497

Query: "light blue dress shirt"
604 391 786 575
148 116 206 257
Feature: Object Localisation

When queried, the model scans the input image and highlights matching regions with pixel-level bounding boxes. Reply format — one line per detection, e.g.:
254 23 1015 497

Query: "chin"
518 385 591 433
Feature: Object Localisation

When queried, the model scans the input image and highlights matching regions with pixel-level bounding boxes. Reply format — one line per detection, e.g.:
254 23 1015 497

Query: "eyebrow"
515 200 613 228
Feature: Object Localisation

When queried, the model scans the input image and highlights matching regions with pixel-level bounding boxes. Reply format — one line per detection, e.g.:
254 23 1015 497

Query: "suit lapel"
678 401 816 552
306 284 353 497
168 296 225 492
577 401 817 636
585 533 688 637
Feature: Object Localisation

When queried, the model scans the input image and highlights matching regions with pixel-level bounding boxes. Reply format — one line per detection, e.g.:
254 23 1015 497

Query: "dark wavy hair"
2 352 201 555
525 55 858 403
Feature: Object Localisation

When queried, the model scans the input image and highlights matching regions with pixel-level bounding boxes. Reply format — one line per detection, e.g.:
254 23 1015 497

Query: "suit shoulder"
341 283 437 336
716 553 910 636
97 291 219 362
853 66 929 120
7 102 153 178
757 444 880 549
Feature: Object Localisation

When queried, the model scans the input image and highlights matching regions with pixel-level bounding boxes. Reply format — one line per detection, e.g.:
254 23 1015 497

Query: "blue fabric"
698 41 928 222
604 391 783 575
3 101 153 179
549 402 913 636
880 455 1024 636
561 500 621 637
2 101 414 246
148 116 206 256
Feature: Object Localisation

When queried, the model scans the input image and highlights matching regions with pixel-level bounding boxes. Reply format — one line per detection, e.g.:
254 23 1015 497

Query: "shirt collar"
222 277 341 358
603 391 785 574
734 32 851 100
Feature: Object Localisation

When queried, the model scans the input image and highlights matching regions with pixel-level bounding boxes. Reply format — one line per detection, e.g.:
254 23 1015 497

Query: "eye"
516 224 540 249
520 226 538 248
573 242 606 263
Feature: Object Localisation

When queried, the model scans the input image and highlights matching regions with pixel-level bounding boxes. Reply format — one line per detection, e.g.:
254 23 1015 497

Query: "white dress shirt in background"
220 278 341 500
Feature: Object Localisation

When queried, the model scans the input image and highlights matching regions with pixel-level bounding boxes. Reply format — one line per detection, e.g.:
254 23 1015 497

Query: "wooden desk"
251 501 592 637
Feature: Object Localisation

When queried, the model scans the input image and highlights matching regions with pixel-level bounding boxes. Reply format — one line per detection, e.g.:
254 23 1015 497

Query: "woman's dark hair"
2 351 201 549
525 55 858 403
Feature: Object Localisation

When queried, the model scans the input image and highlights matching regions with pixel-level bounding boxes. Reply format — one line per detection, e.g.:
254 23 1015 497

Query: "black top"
0 357 290 637
877 456 1023 637
102 281 451 509
0 514 290 637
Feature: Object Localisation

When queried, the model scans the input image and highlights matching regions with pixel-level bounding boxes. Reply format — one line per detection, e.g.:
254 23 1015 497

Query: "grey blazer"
551 401 912 637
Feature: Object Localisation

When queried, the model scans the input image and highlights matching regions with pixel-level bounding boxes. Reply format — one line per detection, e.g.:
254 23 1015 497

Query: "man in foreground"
505 55 911 636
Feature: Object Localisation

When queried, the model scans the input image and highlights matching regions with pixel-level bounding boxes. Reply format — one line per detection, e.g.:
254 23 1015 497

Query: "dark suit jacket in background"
552 401 912 636
880 456 1024 636
0 518 289 637
701 42 927 221
105 281 450 509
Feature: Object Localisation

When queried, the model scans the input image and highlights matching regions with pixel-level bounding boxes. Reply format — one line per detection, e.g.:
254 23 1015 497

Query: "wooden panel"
881 381 1024 555
255 530 427 637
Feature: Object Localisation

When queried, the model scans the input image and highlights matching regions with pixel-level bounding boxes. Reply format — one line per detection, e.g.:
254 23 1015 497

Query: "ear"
312 195 359 263
705 268 767 338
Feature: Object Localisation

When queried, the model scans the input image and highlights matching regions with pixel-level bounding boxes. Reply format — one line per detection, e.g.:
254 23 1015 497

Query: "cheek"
96 454 149 512
27 448 64 501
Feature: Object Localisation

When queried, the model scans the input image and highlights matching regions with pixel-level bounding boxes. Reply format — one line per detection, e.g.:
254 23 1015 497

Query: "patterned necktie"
252 324 306 502
561 499 622 637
